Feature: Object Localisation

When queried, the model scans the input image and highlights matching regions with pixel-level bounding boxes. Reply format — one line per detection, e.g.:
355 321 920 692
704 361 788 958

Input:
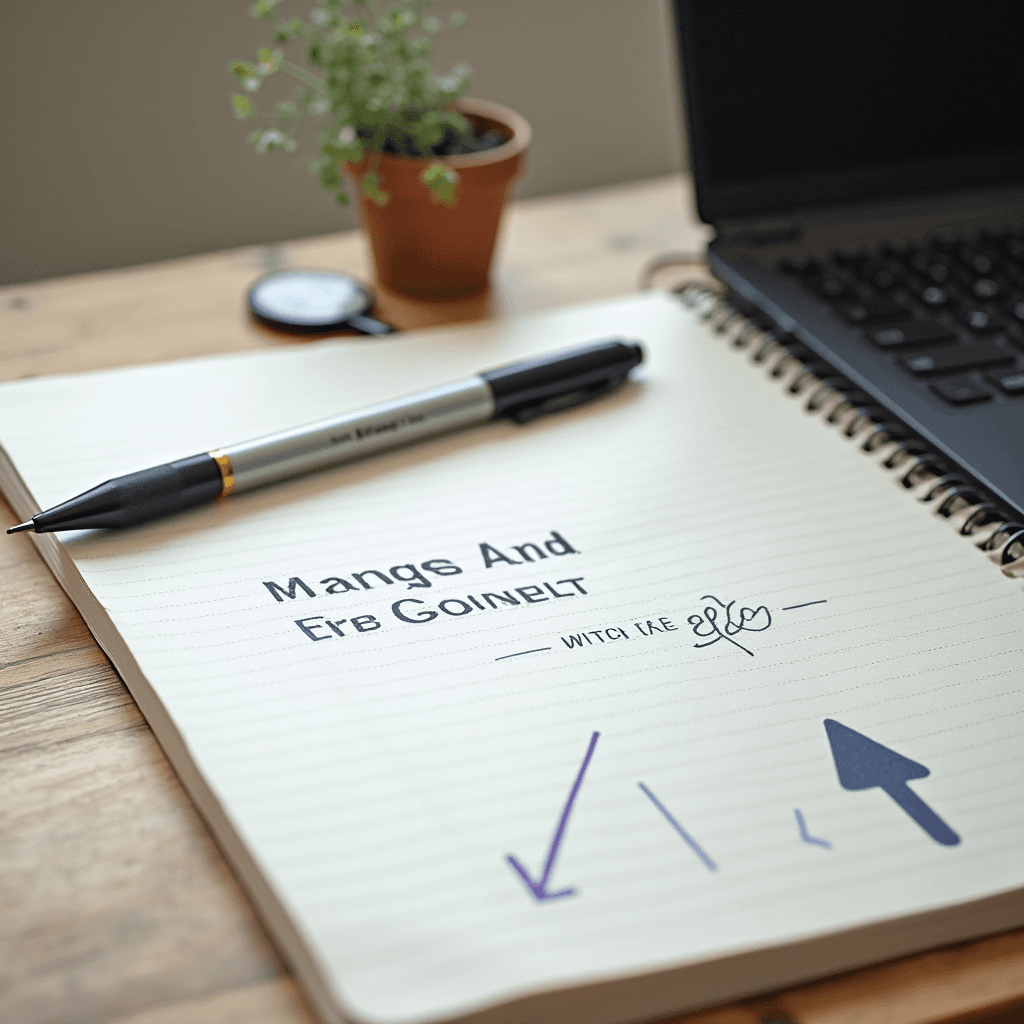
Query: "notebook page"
1 292 1022 1024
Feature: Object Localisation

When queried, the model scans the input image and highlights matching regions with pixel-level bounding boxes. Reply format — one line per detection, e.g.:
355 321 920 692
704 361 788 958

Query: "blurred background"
0 0 688 286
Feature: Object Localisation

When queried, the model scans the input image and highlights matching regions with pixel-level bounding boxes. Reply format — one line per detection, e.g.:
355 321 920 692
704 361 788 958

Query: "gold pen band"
208 448 236 499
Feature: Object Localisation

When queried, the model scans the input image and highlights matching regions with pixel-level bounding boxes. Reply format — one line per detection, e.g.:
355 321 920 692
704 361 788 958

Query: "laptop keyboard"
779 232 1024 405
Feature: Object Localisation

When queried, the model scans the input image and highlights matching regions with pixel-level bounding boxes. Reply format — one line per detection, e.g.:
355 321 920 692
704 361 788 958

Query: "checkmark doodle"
506 731 600 902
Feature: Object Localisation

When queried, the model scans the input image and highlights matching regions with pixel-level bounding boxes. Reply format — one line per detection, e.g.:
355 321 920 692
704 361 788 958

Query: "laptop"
672 0 1024 520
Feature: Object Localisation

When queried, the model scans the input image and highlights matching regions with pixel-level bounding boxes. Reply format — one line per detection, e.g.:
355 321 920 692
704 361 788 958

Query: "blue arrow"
823 719 960 846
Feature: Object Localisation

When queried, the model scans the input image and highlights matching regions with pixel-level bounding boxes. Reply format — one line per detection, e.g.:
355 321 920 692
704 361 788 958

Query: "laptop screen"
674 0 1024 223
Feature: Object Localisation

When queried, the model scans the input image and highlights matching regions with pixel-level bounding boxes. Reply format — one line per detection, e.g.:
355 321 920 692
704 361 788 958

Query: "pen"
8 338 643 535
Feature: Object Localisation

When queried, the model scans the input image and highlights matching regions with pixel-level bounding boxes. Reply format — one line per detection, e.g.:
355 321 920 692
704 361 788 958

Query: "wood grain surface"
0 174 1020 1024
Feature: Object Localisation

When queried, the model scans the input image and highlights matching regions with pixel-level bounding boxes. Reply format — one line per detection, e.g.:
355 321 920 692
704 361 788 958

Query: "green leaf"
361 170 390 206
250 0 282 18
322 126 363 162
228 60 255 79
320 162 342 189
335 189 351 205
421 162 458 205
438 109 470 137
273 17 306 42
258 47 273 63
231 94 255 119
323 140 364 161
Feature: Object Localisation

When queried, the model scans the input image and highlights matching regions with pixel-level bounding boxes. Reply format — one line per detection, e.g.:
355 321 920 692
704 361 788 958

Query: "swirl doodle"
687 595 772 656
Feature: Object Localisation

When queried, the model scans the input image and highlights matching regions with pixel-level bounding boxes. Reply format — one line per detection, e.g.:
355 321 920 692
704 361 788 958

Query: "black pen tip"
7 521 34 534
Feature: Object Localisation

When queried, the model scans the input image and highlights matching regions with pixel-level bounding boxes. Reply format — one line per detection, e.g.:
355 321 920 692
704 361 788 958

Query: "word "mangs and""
262 531 579 603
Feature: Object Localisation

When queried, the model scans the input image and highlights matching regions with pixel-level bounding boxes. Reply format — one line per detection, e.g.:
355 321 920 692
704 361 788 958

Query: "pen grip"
33 454 223 532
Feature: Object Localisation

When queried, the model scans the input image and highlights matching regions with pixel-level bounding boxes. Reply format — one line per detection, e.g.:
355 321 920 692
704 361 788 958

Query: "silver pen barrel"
217 376 495 493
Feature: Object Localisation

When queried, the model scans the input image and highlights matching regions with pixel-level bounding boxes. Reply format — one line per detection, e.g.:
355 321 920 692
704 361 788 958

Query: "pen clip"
508 370 632 424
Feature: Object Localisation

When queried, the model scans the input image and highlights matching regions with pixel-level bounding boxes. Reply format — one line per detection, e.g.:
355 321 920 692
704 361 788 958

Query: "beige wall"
0 1 687 285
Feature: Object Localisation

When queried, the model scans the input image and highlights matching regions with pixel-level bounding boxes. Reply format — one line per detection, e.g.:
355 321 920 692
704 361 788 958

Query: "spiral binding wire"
676 282 1024 577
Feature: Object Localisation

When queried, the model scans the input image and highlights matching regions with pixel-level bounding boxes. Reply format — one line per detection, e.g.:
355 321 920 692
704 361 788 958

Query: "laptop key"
809 275 857 300
909 252 952 282
867 320 956 348
779 257 822 276
1004 237 1024 262
930 376 993 405
960 308 1005 334
1004 298 1024 324
1002 262 1024 288
900 340 1014 376
987 369 1024 395
862 265 898 290
956 247 994 275
919 285 951 307
839 297 911 324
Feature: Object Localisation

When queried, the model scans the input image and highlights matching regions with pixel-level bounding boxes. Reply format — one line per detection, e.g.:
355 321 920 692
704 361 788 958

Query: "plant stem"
281 60 327 93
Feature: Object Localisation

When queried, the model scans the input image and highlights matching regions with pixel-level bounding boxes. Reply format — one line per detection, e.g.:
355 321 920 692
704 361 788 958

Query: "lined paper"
1 292 1021 1024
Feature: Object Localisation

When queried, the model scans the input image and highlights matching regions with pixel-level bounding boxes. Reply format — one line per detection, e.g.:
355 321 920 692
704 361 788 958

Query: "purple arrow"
824 719 960 846
506 731 599 902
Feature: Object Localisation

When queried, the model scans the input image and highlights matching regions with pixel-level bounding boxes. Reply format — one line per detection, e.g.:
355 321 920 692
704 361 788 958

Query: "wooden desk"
1 174 1021 1024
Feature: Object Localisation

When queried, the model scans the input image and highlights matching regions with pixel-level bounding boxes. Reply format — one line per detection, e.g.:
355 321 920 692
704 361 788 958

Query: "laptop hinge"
716 216 801 245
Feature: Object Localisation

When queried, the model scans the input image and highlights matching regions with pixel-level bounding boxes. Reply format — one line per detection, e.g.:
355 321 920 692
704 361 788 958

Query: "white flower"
256 129 284 152
309 8 329 25
243 77 261 92
338 125 357 143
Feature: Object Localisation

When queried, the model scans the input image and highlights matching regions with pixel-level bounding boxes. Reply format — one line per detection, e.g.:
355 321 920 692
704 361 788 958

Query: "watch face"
248 270 373 329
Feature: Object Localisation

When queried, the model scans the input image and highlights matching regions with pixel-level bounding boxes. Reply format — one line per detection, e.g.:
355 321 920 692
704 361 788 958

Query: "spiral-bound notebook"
0 290 1022 1024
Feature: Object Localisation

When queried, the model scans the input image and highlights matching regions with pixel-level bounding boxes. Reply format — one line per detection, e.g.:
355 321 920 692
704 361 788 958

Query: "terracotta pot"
346 98 531 299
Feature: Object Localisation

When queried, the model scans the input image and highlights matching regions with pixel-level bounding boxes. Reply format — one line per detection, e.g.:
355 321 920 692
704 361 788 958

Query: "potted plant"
229 0 531 299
